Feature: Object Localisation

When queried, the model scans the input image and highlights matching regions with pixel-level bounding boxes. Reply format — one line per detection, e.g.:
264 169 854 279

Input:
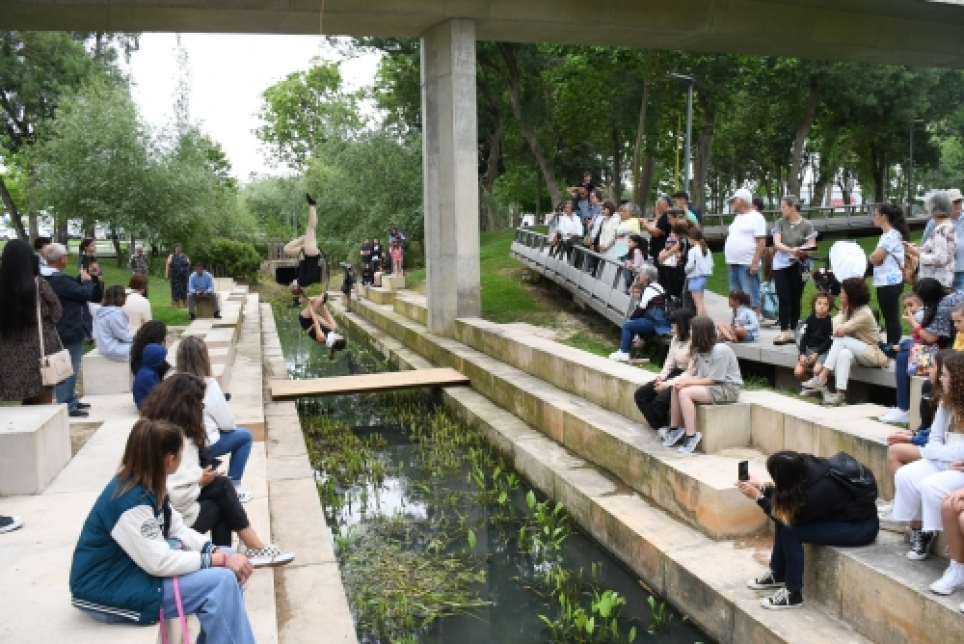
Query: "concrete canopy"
3 0 964 67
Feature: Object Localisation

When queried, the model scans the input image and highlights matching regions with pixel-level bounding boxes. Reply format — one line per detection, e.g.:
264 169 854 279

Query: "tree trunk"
480 119 505 231
109 221 123 267
497 43 562 206
692 96 715 212
631 79 650 204
612 125 622 203
788 84 821 198
639 154 656 211
0 176 27 241
870 143 886 203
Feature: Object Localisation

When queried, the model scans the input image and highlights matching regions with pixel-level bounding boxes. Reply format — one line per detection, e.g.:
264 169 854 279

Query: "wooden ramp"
269 367 470 401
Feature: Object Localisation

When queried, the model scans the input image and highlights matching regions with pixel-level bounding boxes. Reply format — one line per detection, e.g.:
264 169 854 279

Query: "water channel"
273 305 709 643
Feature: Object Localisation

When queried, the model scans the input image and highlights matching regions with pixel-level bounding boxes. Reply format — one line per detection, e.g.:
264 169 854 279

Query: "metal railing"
700 202 928 233
511 228 638 327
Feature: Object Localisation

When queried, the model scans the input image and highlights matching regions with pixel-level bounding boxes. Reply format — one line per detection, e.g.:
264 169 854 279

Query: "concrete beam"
421 19 481 335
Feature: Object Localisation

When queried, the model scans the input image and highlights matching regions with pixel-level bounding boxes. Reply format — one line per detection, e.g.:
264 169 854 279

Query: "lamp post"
908 118 924 212
669 73 694 196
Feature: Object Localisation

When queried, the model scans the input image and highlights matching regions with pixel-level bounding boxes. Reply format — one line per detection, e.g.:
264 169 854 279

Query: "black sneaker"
0 515 24 534
69 409 89 418
907 529 936 560
747 569 785 590
214 313 222 319
76 402 91 410
760 588 803 610
189 313 196 320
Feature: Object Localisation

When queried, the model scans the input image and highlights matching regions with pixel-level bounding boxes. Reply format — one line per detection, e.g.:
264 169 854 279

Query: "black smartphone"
738 460 749 482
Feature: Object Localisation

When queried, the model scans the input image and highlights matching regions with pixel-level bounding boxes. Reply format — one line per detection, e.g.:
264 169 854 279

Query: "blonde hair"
175 335 212 379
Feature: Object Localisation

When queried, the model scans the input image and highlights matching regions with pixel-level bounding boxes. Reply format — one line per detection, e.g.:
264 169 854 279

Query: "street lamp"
908 118 924 211
669 73 694 196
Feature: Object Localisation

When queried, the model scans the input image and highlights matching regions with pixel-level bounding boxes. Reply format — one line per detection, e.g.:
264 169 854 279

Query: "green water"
273 305 711 643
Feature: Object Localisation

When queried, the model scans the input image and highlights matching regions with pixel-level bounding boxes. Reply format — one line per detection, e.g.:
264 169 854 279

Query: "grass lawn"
96 261 191 328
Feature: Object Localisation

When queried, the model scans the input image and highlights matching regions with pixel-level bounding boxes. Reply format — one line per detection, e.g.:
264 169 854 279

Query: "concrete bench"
382 275 405 290
80 349 132 395
0 404 71 494
694 402 751 453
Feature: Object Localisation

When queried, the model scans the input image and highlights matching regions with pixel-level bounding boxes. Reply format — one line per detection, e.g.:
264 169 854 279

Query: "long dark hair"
839 278 870 320
914 278 950 329
930 349 955 412
877 204 911 242
116 418 184 503
670 308 695 342
131 321 167 373
689 316 718 355
766 451 809 526
687 227 709 257
139 373 208 451
0 239 39 338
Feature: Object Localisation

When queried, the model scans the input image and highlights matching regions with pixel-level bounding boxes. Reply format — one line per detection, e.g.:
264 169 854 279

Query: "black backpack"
827 452 878 506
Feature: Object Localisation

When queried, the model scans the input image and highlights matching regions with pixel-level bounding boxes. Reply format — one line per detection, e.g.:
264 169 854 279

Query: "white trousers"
823 336 875 391
892 459 964 531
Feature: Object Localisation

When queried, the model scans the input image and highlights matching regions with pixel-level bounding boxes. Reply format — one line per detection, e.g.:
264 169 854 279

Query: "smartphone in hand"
738 460 750 482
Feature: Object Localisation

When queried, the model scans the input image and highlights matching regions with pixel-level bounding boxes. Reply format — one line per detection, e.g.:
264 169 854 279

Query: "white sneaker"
877 502 893 517
234 486 253 503
246 543 296 568
931 562 964 595
609 350 630 363
801 375 826 390
677 432 702 453
0 515 24 534
662 427 686 447
656 427 669 441
879 409 909 424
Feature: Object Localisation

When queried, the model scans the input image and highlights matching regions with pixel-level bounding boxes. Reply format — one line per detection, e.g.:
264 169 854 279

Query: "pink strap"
158 577 191 644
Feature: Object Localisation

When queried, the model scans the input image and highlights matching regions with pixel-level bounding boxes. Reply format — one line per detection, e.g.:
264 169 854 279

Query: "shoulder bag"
159 576 191 644
36 280 73 387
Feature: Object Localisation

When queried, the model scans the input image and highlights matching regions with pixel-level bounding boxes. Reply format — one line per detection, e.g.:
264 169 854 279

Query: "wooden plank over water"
269 368 470 400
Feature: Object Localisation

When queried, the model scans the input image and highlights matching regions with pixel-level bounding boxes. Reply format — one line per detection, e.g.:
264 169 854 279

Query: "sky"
126 34 381 181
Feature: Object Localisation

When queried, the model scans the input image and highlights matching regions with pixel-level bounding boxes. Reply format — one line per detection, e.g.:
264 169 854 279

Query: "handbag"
159 576 191 644
36 280 73 387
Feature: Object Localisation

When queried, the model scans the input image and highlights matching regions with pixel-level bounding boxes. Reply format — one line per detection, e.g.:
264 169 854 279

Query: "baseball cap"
948 188 963 202
729 188 754 205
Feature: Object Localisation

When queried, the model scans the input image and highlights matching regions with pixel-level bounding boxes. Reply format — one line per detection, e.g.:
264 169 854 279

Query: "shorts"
707 382 740 404
804 347 828 365
688 276 707 292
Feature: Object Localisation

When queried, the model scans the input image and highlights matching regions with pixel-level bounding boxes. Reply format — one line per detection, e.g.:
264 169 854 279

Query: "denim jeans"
161 558 255 644
620 311 671 353
204 429 253 484
727 264 760 307
895 339 914 411
55 340 84 412
955 271 964 290
770 517 879 593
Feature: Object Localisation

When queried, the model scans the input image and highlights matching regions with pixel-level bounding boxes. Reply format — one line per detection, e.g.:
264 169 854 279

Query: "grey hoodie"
93 306 133 361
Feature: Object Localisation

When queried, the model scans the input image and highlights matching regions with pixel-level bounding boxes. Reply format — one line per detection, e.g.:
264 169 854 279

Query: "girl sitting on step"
70 418 257 643
889 352 964 562
661 316 743 454
634 308 695 432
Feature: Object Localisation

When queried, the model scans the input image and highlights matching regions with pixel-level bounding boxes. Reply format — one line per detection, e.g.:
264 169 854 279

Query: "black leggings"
634 368 685 429
772 264 804 332
876 283 905 346
192 476 250 547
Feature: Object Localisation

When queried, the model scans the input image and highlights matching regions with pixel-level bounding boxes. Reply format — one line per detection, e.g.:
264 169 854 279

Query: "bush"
193 238 262 281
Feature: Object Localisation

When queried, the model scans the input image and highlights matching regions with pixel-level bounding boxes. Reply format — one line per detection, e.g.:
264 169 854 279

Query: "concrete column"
421 19 480 336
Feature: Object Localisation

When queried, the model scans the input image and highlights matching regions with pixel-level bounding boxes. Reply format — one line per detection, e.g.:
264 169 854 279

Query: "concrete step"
392 292 427 326
362 285 395 305
231 294 265 440
349 298 770 540
337 304 871 644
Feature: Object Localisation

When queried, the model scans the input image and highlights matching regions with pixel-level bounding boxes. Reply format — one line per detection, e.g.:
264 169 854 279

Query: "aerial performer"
299 293 346 358
284 193 322 307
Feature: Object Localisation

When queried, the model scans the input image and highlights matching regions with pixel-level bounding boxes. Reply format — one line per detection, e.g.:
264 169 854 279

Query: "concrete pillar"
421 19 480 336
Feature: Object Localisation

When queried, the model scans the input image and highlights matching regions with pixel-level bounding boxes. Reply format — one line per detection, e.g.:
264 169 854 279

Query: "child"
390 240 404 277
133 342 168 410
622 234 648 292
70 418 257 640
717 290 760 342
953 302 964 351
658 220 691 301
759 247 779 325
661 316 743 453
684 228 713 316
635 308 696 433
795 292 833 385
93 285 134 361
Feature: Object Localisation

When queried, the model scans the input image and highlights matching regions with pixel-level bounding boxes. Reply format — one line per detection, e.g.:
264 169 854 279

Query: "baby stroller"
810 240 868 296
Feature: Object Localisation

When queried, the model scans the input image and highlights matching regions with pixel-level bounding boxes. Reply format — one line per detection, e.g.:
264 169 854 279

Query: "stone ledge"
363 286 395 305
80 350 132 395
0 404 71 495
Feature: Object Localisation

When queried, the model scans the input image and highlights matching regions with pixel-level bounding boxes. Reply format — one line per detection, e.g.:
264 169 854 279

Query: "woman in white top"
607 202 642 261
891 352 964 562
176 335 254 503
123 274 153 335
634 309 695 431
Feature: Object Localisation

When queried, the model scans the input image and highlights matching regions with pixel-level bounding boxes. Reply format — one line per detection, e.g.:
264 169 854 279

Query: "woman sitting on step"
889 352 964 562
140 374 295 567
739 451 879 610
70 418 256 643
660 315 743 454
299 292 346 358
634 308 695 432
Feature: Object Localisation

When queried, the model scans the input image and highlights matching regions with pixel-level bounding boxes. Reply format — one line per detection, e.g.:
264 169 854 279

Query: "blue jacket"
133 344 167 409
43 270 97 345
188 271 213 294
94 307 133 361
70 479 214 624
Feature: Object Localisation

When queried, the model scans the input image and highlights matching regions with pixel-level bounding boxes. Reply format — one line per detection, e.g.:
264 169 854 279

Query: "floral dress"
0 279 63 400
919 220 957 287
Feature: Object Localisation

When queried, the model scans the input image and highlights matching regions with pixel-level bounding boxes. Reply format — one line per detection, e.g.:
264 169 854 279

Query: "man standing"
187 262 222 321
921 188 964 289
127 243 149 297
43 243 97 418
33 237 51 266
724 188 767 316
671 191 700 225
643 195 673 259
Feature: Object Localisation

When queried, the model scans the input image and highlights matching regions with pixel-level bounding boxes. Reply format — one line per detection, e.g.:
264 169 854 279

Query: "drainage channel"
273 304 710 643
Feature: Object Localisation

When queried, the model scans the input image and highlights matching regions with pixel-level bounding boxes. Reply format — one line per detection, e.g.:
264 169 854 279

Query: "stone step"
362 285 396 305
80 349 133 395
392 292 427 326
231 294 265 440
0 404 71 495
349 298 770 540
337 304 872 644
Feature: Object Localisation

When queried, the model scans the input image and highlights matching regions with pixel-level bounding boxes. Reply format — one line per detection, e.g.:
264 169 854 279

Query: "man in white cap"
724 188 767 315
921 188 964 288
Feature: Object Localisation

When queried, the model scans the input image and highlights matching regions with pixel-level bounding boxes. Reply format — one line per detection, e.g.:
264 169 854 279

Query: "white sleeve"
111 505 202 578
167 506 211 553
754 214 767 237
684 248 696 274
205 379 236 430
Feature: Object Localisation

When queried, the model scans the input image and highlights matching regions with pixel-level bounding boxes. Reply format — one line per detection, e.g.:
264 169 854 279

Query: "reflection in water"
273 305 710 643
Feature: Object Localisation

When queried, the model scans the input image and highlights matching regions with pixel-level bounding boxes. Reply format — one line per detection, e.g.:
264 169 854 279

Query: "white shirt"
122 290 152 334
201 377 236 446
724 210 767 266
556 214 584 239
